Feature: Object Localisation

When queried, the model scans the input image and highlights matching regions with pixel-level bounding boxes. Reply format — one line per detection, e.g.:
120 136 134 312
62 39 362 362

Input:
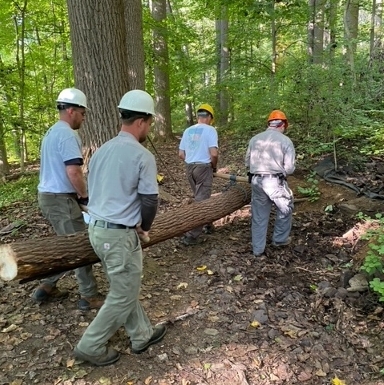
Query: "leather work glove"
77 196 89 206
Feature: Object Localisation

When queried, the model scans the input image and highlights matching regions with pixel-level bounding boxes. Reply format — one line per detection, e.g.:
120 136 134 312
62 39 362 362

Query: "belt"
188 162 210 165
254 174 280 178
93 220 136 230
39 192 77 196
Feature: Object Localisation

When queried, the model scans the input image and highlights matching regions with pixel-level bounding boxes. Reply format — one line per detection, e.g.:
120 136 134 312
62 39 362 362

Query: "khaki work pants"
77 223 153 356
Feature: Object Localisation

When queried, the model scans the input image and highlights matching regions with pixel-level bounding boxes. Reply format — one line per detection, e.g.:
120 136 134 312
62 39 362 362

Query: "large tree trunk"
67 0 130 163
0 183 251 283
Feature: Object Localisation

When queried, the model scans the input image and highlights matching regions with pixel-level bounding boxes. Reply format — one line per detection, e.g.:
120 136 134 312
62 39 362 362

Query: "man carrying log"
74 90 166 366
245 110 296 257
178 103 219 245
32 88 104 311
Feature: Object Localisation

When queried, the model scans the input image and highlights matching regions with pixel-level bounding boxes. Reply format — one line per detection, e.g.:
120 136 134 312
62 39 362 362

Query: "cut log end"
0 244 18 281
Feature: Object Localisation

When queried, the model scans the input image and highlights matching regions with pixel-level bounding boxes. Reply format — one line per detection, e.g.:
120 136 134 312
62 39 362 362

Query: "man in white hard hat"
32 88 103 311
74 90 166 366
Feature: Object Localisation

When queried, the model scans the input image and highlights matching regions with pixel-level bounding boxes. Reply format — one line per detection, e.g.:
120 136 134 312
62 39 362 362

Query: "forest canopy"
0 0 383 174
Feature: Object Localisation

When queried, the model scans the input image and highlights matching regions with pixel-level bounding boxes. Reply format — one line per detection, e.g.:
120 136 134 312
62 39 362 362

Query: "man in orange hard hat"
245 110 295 257
178 103 218 245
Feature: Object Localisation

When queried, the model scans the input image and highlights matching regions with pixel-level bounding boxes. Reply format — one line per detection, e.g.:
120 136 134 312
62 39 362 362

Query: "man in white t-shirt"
178 104 219 245
33 88 103 311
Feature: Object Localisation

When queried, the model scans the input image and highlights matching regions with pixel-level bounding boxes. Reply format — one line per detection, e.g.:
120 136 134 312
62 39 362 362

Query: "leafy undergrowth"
0 173 39 210
1 140 384 385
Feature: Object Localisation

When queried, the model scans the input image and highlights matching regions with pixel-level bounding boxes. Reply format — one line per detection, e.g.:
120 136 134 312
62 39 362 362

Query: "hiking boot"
131 324 167 354
202 224 215 234
31 284 69 303
271 237 292 247
78 295 104 311
180 235 198 246
74 346 120 366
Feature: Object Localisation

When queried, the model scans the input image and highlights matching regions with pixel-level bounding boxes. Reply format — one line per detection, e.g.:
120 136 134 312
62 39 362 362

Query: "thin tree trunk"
215 6 229 127
370 0 377 57
150 0 173 141
343 0 359 85
13 0 28 170
308 0 326 64
0 113 10 177
328 0 338 61
124 0 146 89
166 0 194 127
271 0 277 75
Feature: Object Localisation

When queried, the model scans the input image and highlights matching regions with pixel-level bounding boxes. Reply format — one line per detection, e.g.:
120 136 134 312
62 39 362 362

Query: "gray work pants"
251 176 293 255
185 163 213 239
77 223 153 355
37 193 98 298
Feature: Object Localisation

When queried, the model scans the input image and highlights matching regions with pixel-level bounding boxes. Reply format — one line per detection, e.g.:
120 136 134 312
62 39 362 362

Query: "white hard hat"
118 90 155 115
56 88 88 109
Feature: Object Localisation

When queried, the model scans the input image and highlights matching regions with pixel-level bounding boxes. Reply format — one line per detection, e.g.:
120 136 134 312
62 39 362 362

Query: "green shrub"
0 174 39 209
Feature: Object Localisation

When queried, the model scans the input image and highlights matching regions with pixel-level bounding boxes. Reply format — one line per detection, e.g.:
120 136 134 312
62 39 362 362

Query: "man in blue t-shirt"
32 88 103 311
178 104 219 245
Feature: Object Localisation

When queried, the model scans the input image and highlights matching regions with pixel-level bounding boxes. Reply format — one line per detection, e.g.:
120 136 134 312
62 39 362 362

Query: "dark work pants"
185 163 213 239
37 193 98 297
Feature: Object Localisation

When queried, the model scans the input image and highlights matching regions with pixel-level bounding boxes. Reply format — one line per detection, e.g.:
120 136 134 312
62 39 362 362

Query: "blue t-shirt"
179 123 218 164
38 120 82 193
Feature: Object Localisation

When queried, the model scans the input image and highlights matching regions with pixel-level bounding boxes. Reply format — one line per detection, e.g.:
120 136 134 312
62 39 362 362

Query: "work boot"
131 324 167 354
31 284 69 303
74 346 120 366
271 237 292 247
180 235 198 246
78 295 104 311
202 224 215 234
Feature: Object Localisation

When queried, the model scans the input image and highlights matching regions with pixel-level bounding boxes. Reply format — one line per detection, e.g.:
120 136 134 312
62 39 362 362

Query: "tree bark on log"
0 184 251 283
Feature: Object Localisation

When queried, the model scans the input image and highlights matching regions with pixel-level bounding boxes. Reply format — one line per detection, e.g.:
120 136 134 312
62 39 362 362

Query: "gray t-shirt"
38 120 82 193
87 131 158 227
245 127 295 175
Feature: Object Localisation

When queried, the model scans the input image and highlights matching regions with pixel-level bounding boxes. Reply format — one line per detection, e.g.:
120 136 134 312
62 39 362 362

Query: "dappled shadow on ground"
1 140 384 385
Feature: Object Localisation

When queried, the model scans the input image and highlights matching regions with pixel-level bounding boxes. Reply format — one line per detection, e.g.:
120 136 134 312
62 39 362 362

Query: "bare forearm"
66 165 87 197
209 147 218 169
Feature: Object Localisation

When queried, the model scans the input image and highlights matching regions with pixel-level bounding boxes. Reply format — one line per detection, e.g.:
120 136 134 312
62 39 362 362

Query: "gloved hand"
77 196 89 206
247 172 253 183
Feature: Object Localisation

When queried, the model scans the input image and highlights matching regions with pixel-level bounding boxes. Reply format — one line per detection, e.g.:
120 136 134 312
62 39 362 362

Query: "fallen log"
0 183 251 283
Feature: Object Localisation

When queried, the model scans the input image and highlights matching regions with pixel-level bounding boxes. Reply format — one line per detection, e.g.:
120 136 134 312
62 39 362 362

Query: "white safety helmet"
56 88 88 109
118 90 155 115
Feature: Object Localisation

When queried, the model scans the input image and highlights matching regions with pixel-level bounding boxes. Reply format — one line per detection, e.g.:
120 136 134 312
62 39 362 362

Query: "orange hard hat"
268 110 287 122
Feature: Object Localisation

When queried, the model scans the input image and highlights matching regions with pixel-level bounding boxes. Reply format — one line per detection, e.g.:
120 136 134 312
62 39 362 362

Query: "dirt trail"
1 142 384 385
